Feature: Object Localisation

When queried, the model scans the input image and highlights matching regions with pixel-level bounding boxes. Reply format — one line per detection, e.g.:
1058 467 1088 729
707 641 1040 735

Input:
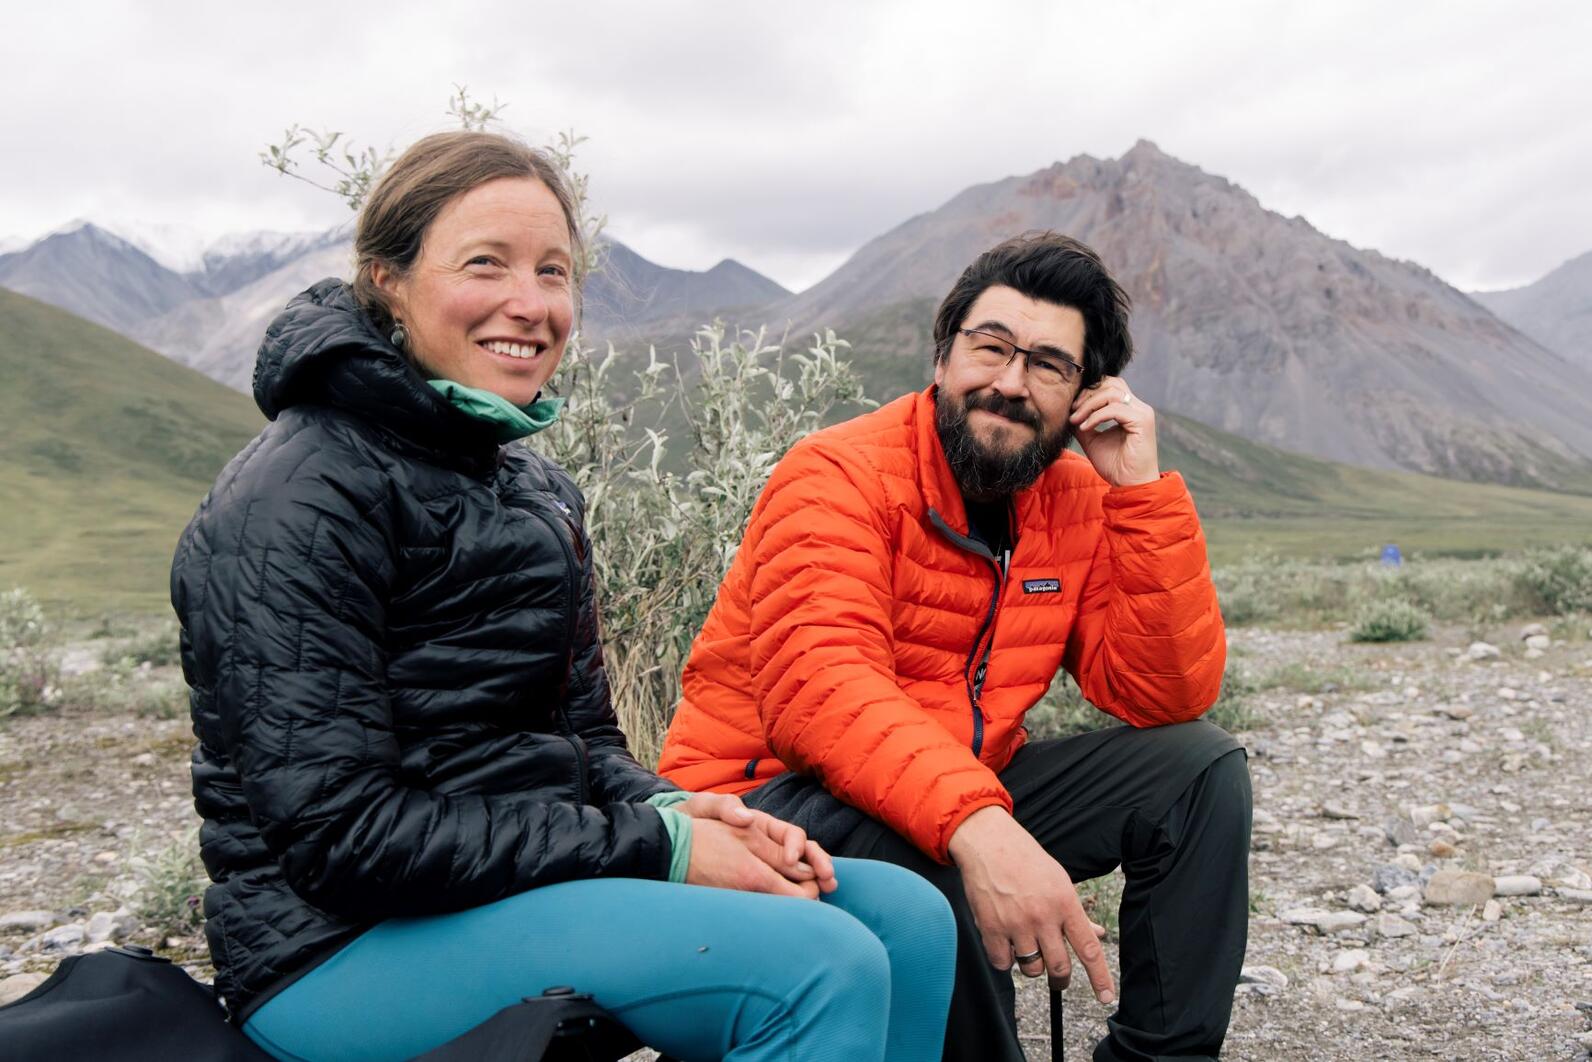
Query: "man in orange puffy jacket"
659 233 1251 1062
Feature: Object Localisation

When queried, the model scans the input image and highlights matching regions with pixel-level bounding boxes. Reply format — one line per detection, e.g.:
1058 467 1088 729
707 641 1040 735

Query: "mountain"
0 289 263 614
584 241 790 332
1473 250 1592 368
767 141 1592 491
0 223 201 332
128 234 789 392
133 239 356 391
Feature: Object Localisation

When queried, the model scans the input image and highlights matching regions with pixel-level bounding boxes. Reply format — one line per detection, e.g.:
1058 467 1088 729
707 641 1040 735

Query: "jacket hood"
253 278 502 464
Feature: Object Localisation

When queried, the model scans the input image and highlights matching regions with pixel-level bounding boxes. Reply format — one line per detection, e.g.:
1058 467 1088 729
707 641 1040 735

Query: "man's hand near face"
947 806 1116 1003
1070 374 1159 488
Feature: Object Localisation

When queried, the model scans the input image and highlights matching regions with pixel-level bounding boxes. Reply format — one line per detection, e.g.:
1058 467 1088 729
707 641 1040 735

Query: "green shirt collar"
427 379 565 443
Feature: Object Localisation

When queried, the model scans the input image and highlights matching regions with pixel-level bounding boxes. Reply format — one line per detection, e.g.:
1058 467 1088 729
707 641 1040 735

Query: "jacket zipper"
529 503 589 807
928 509 1010 758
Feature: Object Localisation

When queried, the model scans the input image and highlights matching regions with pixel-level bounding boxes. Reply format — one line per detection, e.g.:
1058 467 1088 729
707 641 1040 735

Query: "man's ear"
933 350 947 389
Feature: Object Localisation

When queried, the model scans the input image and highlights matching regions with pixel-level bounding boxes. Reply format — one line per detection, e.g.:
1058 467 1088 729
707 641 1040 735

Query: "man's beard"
935 387 1072 501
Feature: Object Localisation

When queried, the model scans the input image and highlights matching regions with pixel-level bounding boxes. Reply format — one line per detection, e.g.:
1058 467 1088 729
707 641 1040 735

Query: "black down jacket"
171 279 676 1020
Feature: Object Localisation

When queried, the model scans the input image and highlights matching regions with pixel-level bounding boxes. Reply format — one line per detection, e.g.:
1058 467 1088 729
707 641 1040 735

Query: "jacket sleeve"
561 491 678 804
745 441 1012 863
1061 472 1227 726
185 451 671 920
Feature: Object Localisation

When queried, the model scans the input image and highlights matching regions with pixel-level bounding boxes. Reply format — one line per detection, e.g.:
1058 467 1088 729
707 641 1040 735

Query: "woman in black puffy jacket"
171 131 955 1062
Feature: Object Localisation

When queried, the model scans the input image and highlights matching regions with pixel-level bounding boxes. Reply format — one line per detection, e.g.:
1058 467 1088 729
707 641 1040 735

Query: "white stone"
1466 642 1500 661
1481 900 1502 922
1493 875 1542 897
1524 634 1551 651
1374 913 1418 938
1331 949 1369 974
1409 803 1450 828
1346 884 1382 913
0 910 57 932
1518 623 1548 640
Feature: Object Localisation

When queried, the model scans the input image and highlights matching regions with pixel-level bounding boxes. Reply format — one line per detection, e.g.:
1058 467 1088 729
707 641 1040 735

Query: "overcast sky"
4 0 1588 292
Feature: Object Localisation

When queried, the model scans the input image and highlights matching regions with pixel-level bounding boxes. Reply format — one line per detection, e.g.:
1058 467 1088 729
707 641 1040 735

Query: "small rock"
1523 647 1545 660
0 972 48 1006
1319 801 1358 820
1317 912 1369 934
92 851 118 865
1347 884 1382 912
1312 832 1341 850
1493 875 1542 897
1374 913 1418 938
0 910 57 932
39 923 87 951
1432 703 1473 720
1409 803 1450 828
1425 869 1496 906
1381 817 1419 847
1518 622 1547 640
1556 887 1592 904
1331 949 1369 974
131 752 156 768
1360 740 1386 759
1428 839 1457 859
1497 686 1519 700
1281 906 1332 926
1467 642 1501 661
1387 885 1421 902
1394 853 1424 873
1373 864 1418 894
1481 900 1502 922
1238 965 1289 997
85 911 126 944
1524 634 1551 651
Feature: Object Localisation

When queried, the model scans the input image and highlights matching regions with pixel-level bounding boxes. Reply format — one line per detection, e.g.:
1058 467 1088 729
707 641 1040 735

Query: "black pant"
754 720 1251 1061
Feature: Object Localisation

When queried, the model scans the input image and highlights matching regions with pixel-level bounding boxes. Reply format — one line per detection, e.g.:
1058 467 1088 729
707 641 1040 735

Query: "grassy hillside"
0 289 263 616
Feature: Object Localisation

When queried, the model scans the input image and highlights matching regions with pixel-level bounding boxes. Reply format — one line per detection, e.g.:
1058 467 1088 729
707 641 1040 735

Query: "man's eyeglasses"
957 329 1084 390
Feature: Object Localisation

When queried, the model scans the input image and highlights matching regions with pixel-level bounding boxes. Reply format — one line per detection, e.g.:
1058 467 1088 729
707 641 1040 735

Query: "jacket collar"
253 279 504 476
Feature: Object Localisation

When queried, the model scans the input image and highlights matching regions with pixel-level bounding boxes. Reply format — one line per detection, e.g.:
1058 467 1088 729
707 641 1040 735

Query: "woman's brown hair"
352 130 586 336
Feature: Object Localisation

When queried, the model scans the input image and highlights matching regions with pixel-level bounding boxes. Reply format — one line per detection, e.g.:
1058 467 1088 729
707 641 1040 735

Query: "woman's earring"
390 322 408 350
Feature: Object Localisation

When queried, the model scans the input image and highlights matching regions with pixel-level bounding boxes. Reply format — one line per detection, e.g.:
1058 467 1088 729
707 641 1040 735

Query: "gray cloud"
2 0 1587 292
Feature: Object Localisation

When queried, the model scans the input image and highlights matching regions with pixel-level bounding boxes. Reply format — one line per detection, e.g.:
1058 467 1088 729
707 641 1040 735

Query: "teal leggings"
244 858 955 1062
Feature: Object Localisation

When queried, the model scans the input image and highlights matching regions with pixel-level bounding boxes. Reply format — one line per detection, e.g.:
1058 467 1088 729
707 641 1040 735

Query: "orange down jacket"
657 387 1226 861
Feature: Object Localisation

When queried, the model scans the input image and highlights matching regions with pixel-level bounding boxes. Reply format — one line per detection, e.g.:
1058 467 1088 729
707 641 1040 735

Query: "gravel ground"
3 622 1589 1059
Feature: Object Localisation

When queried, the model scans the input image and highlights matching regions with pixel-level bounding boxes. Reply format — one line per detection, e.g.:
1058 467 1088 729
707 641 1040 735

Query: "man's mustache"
964 391 1041 430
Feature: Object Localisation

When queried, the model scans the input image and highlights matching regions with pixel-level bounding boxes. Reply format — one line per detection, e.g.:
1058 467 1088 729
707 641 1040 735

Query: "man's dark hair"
931 232 1133 388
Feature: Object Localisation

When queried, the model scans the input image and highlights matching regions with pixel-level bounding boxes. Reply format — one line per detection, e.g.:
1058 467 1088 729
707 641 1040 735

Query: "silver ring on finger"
1013 949 1043 964
1122 390 1134 405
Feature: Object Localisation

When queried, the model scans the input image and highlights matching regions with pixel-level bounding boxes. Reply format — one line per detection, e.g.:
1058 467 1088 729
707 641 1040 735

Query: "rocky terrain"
2 621 1589 1059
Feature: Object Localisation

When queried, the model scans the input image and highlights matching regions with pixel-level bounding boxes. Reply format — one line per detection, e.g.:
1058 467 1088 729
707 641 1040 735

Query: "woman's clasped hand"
678 792 838 898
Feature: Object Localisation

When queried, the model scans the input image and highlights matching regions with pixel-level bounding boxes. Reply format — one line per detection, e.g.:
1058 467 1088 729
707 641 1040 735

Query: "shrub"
1513 545 1592 616
102 620 183 669
131 835 207 939
537 326 871 764
1349 598 1430 642
1 587 59 717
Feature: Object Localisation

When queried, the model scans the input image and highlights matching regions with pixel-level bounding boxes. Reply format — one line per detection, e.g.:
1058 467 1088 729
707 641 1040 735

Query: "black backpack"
0 946 649 1061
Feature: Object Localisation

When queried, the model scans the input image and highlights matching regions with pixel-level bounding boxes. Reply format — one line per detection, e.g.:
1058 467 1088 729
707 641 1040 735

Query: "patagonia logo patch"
1023 578 1061 594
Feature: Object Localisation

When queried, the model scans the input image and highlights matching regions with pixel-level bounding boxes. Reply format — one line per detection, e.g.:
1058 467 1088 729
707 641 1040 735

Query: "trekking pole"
1049 981 1064 1061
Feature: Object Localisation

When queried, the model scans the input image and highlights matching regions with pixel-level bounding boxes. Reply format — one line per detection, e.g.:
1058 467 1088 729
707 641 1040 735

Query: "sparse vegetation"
1514 544 1592 615
131 834 207 938
1 587 60 717
1349 598 1431 643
